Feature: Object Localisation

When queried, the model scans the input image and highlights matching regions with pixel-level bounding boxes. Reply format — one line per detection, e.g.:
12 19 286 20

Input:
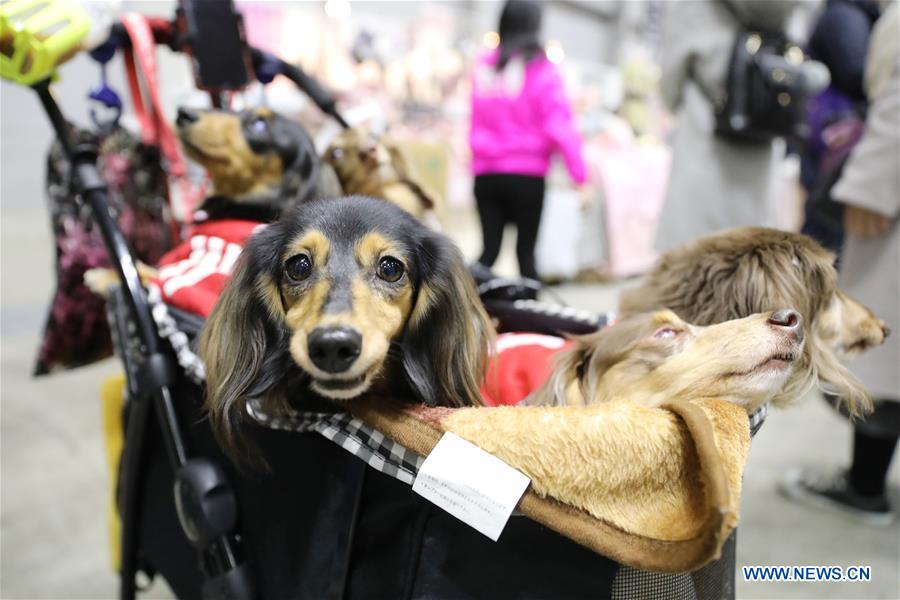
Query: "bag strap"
120 13 202 228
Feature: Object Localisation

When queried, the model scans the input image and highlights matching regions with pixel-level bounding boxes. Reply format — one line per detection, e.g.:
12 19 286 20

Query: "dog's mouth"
840 329 888 355
753 352 797 371
313 374 366 391
179 136 230 165
309 368 378 401
842 339 872 355
724 350 799 379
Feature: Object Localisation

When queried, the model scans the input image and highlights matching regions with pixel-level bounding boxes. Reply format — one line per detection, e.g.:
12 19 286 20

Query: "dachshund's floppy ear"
402 233 493 407
529 312 681 407
274 120 321 206
199 227 292 457
387 144 437 210
527 342 588 407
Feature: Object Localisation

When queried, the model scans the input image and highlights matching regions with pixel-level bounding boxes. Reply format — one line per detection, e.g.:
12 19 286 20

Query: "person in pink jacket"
469 0 587 281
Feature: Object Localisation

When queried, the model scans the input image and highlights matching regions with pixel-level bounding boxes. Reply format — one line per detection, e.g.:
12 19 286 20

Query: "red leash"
120 13 203 233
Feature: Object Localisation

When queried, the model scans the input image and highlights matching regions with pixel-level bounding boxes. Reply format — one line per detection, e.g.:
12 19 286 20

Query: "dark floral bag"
34 126 175 374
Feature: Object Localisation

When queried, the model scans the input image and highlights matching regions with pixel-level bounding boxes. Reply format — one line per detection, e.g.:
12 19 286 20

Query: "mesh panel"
692 532 736 600
612 568 694 600
611 533 736 600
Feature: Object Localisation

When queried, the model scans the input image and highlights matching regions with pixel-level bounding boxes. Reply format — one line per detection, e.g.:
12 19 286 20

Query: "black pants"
849 400 900 497
474 174 545 280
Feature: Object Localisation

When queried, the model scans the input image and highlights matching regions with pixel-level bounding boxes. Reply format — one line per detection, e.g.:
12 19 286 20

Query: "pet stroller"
4 3 756 599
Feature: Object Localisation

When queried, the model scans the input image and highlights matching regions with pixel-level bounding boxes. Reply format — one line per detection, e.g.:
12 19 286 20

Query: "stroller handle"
32 75 253 600
103 19 350 127
250 48 350 129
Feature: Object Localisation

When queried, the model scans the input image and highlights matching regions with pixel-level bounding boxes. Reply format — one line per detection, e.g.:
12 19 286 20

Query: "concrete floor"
2 207 898 599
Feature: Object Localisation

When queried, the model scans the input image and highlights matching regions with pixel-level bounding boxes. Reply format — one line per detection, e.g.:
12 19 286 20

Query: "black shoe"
778 467 894 525
468 261 497 285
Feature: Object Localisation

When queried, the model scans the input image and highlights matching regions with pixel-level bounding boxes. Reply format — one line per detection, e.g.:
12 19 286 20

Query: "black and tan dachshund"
177 106 342 220
200 196 493 455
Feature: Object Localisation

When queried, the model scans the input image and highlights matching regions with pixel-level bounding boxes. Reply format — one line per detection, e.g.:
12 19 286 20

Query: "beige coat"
655 0 799 252
834 1 900 401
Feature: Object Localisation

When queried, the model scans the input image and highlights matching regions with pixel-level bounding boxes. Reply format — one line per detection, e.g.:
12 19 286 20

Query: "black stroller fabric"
136 375 736 600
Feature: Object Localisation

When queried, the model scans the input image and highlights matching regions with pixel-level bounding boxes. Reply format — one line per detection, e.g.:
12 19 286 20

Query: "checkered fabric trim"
610 528 736 599
612 567 695 600
246 399 423 485
246 398 767 488
749 403 768 437
146 283 206 384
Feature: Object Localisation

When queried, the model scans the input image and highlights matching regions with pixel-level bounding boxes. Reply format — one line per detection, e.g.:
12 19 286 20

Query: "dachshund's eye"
284 254 313 283
653 326 681 339
250 116 268 135
377 256 405 282
330 147 344 160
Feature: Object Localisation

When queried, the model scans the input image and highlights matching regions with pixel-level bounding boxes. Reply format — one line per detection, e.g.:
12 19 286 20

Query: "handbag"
801 94 866 254
34 127 174 374
713 8 824 143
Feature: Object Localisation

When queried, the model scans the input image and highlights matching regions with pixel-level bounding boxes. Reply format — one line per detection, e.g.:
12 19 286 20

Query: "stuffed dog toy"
529 309 805 413
200 196 493 455
323 128 437 220
618 227 888 415
177 106 342 219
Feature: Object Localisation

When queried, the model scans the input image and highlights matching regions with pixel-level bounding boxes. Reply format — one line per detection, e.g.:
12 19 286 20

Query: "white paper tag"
412 432 531 541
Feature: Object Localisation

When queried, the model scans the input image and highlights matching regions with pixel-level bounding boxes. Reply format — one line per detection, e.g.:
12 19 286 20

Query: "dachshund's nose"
308 327 362 373
176 107 199 127
359 147 377 161
768 309 804 342
880 321 891 339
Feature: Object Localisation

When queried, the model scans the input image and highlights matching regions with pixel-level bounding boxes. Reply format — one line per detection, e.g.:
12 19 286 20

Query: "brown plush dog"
323 128 437 220
618 227 888 415
177 106 342 216
530 309 806 413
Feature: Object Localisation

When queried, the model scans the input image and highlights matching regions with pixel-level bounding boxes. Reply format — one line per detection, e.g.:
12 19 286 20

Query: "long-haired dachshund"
530 309 806 413
323 128 437 220
177 106 342 218
87 108 345 300
200 196 492 454
618 227 888 415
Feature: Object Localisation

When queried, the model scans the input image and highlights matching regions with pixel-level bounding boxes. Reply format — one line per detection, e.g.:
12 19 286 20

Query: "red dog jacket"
154 220 264 317
480 333 573 406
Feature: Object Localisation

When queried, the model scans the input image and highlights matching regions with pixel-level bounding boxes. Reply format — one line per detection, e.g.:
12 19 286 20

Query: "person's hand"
844 205 893 238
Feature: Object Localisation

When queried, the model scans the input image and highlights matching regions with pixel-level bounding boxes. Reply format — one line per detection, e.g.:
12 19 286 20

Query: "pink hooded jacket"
469 49 587 185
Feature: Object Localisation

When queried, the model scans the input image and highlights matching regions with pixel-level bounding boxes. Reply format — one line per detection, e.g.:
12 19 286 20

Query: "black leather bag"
715 29 815 143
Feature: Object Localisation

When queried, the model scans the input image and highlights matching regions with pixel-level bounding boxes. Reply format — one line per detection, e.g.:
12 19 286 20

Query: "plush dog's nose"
308 327 362 373
768 309 803 341
176 107 199 127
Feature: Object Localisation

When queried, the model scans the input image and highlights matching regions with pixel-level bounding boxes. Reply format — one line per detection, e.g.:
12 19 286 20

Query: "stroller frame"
31 15 349 599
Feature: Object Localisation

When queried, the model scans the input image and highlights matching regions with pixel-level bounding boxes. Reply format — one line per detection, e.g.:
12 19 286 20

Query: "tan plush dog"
323 128 437 220
530 309 805 414
618 227 888 415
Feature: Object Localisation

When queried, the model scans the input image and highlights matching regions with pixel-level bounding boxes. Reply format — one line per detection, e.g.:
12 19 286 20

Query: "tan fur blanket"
350 397 750 573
